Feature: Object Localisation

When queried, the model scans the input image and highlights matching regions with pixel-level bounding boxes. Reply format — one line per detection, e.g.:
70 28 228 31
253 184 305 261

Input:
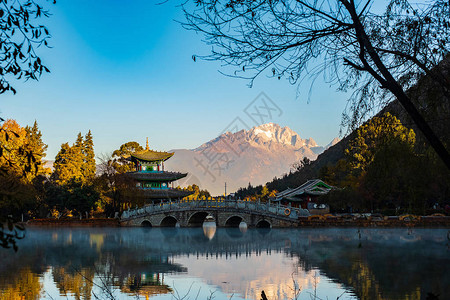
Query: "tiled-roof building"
274 179 333 209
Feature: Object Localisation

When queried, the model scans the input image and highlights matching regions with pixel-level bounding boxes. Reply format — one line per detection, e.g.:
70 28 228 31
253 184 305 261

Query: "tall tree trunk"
343 0 450 170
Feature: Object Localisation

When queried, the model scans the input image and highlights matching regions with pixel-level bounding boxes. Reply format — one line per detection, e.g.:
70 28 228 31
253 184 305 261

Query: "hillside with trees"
236 59 450 214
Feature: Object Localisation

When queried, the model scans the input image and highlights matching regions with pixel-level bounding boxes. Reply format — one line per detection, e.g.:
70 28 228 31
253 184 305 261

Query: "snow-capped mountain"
165 123 338 196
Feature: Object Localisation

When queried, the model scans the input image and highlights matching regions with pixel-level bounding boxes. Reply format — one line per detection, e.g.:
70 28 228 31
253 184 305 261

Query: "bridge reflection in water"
0 227 448 300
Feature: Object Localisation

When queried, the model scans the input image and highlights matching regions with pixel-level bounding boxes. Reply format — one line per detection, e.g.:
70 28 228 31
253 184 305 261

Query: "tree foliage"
53 142 83 184
0 119 48 217
345 112 415 171
44 178 99 217
181 184 211 200
291 157 311 173
319 159 357 189
52 131 95 185
0 119 49 180
234 182 277 202
111 141 143 174
24 121 50 178
182 0 450 169
93 141 146 216
319 112 449 214
0 119 48 251
95 152 144 217
82 130 95 180
361 139 425 213
0 0 54 94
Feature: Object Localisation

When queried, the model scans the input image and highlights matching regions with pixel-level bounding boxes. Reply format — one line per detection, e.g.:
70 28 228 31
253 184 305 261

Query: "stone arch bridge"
120 199 310 228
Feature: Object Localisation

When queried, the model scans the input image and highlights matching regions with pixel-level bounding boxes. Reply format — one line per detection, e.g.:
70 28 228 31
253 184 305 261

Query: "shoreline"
27 218 121 227
26 216 450 228
296 216 450 228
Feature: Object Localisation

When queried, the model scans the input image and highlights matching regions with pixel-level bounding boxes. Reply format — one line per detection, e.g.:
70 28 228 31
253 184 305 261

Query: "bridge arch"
120 200 302 228
256 219 271 228
141 220 152 227
188 212 210 227
225 215 246 227
160 216 178 227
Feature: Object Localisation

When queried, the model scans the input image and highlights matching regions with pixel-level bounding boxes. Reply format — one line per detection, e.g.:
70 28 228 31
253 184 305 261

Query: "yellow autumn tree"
345 113 416 172
0 119 50 181
52 131 95 185
52 142 84 185
0 119 50 242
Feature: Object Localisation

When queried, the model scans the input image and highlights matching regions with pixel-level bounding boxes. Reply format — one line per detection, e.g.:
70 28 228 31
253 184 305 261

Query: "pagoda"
127 138 193 202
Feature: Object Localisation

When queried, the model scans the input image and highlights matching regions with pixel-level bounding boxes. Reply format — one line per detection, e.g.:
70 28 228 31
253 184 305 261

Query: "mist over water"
1 227 448 299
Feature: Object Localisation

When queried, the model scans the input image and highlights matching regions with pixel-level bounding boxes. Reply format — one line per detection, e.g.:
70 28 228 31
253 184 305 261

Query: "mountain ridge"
166 123 338 195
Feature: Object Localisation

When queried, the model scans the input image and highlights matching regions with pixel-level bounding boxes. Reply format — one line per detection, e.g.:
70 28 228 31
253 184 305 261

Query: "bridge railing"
121 198 310 220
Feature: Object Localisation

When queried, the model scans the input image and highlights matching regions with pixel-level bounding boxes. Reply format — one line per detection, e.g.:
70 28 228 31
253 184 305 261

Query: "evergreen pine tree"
72 132 86 182
52 143 67 184
52 141 84 185
74 132 83 149
52 131 95 185
24 121 50 180
82 130 95 181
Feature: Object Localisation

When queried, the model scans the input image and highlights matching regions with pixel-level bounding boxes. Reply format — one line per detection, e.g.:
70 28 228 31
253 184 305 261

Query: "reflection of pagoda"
114 254 185 298
127 138 193 202
120 273 172 298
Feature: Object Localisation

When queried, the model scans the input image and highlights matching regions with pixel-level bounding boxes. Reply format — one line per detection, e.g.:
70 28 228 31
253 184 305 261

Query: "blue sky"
1 0 355 160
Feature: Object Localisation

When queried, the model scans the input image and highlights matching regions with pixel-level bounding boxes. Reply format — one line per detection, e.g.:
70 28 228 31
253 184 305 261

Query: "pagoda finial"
146 137 149 150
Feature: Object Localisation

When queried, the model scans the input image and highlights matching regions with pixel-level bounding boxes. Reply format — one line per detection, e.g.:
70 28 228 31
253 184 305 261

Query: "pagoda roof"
123 138 174 162
130 149 174 162
128 171 187 182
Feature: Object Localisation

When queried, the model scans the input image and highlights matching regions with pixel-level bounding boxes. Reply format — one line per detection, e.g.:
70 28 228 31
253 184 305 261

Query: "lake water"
0 227 448 300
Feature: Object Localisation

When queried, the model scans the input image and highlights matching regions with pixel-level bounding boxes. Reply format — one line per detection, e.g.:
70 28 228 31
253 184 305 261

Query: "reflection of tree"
348 261 421 300
293 230 449 299
0 268 42 299
52 267 95 300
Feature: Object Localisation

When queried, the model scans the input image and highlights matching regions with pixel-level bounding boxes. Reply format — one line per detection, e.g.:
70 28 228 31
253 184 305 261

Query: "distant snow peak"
170 122 339 195
253 128 273 139
248 123 301 147
199 123 334 153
